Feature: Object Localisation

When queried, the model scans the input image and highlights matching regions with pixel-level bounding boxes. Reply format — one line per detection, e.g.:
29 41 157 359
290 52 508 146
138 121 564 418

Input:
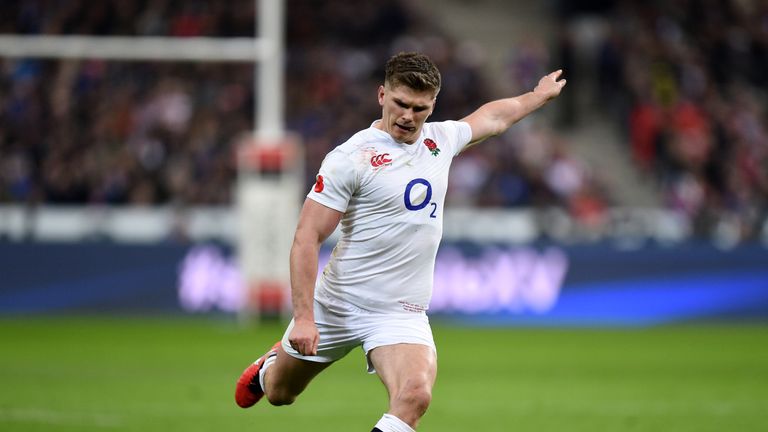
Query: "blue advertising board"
1 241 766 326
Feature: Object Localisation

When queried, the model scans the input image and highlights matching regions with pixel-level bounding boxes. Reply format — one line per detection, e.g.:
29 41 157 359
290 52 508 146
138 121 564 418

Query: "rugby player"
236 52 565 432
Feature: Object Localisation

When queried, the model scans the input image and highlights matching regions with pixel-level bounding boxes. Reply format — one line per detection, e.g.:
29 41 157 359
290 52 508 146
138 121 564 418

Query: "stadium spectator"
0 0 600 225
561 0 768 242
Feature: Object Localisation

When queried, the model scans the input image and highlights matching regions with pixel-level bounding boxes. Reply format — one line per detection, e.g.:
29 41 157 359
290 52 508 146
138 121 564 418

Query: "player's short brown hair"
384 52 441 94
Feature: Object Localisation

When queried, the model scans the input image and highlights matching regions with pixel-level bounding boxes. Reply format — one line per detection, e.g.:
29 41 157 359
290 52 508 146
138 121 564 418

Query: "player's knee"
265 388 297 406
395 384 432 417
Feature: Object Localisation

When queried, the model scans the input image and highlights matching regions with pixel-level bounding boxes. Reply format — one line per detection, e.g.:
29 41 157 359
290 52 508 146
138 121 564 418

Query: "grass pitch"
0 317 766 431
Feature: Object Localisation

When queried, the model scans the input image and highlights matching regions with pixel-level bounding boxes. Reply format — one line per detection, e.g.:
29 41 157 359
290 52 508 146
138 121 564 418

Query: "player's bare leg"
263 345 332 405
368 343 437 431
235 343 331 407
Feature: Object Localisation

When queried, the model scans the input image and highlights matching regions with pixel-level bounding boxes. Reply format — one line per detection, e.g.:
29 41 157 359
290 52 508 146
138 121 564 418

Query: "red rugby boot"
235 341 281 408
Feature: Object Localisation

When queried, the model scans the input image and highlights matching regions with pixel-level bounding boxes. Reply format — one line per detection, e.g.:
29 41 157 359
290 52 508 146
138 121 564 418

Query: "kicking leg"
235 342 332 408
263 345 331 405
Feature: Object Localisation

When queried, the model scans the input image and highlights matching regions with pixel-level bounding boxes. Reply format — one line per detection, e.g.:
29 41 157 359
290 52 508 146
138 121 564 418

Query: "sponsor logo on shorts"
399 301 428 313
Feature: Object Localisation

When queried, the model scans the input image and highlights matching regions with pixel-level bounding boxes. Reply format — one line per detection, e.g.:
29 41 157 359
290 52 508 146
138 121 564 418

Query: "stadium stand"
0 0 607 222
557 0 768 241
6 0 765 243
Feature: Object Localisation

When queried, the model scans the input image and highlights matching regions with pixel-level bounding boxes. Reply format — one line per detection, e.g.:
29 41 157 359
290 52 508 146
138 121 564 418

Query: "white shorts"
281 295 436 373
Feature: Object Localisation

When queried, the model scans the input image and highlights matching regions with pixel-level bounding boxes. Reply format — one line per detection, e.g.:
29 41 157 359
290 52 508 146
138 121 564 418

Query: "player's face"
377 84 436 144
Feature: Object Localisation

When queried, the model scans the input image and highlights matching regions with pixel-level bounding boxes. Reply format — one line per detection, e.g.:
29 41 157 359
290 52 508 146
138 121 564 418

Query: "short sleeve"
306 148 356 213
432 120 473 156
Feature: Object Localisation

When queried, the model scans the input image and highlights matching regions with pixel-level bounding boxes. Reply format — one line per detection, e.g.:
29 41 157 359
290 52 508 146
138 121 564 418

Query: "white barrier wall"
0 204 738 246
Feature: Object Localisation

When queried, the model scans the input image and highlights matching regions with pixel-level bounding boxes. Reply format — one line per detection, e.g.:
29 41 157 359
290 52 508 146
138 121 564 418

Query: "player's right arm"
288 198 343 356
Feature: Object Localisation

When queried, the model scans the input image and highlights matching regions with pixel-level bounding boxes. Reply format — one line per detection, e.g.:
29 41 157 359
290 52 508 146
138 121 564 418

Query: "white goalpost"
0 0 301 322
0 35 269 62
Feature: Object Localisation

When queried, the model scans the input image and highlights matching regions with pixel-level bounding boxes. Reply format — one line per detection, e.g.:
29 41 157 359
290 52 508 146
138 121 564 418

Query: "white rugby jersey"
307 120 473 315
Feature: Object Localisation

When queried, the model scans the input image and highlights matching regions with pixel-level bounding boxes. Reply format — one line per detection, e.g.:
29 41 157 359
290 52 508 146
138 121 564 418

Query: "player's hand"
288 319 319 356
534 69 567 101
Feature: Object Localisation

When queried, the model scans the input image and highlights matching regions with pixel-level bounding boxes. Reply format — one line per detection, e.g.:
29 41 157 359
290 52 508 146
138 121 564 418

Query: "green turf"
1 317 766 431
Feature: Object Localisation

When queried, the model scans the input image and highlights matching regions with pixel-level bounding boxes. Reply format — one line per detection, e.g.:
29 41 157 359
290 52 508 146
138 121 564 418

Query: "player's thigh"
267 346 333 395
368 343 437 398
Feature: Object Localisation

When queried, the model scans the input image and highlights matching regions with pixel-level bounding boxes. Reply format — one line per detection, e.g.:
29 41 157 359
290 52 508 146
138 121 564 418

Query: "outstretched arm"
461 70 566 147
288 198 343 356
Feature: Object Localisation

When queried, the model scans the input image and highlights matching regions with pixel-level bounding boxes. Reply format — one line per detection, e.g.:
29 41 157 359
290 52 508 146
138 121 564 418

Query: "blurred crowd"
1 0 255 205
0 0 602 219
6 0 764 243
566 0 768 241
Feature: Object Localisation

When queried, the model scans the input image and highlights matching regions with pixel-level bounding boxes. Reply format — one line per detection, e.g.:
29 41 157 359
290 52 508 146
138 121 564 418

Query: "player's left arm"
461 69 566 148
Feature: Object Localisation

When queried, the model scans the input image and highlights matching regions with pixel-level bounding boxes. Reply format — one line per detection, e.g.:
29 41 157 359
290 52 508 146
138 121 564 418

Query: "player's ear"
377 85 385 106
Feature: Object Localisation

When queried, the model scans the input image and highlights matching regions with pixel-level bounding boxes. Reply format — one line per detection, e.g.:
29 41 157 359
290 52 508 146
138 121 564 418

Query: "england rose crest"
424 138 440 156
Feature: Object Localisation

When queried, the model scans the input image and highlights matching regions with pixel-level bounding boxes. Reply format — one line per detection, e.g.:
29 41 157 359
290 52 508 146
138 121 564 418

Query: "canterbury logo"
370 153 393 167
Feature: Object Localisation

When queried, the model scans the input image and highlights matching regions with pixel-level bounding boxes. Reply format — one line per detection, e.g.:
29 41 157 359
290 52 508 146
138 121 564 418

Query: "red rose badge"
424 138 441 156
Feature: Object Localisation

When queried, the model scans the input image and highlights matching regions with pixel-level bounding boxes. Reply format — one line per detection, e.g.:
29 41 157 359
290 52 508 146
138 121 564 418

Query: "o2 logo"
404 178 437 218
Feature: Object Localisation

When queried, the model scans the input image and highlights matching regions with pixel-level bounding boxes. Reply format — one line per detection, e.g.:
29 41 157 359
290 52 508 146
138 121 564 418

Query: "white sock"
373 413 415 432
258 354 277 391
